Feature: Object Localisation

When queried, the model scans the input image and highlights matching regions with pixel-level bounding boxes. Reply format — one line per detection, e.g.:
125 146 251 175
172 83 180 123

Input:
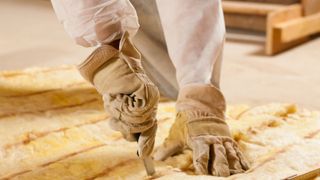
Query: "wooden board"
302 0 320 15
224 13 267 32
222 1 284 15
222 1 283 32
266 4 304 55
223 1 320 55
223 0 300 5
274 12 320 43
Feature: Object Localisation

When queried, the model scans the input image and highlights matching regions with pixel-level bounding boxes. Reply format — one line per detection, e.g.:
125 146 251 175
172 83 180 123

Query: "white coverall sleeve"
156 0 225 88
51 0 140 47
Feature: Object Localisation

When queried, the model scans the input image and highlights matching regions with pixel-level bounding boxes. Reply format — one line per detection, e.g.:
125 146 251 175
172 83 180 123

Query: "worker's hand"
79 32 160 157
104 83 159 157
153 112 249 176
153 84 249 176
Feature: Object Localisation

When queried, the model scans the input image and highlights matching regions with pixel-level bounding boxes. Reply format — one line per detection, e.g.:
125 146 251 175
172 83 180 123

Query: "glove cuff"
78 45 118 84
78 31 140 84
176 84 226 118
176 84 230 138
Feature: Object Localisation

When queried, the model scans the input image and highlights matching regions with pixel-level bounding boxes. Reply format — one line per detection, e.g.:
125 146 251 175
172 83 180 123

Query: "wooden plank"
226 29 265 44
266 4 303 55
222 1 283 32
224 13 267 32
274 12 320 43
223 0 300 5
302 0 320 15
222 1 285 15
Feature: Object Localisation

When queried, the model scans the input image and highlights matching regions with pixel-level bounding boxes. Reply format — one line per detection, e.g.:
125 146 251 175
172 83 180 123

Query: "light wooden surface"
222 1 284 32
223 0 300 5
274 12 320 43
222 1 320 55
302 0 320 15
224 14 267 32
266 4 303 55
222 1 284 15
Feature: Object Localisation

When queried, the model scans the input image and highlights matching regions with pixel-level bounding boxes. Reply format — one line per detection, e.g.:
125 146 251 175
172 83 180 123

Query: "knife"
134 133 156 176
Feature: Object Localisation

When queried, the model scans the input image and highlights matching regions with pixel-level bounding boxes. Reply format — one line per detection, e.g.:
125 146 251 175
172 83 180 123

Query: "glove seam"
181 110 223 121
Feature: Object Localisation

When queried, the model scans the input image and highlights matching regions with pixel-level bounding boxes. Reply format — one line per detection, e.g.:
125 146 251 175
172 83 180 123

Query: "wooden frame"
302 0 320 15
274 12 320 43
223 1 284 33
222 0 320 55
224 0 300 5
266 4 304 55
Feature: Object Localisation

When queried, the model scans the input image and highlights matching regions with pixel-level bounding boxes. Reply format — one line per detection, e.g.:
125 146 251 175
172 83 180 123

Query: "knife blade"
142 156 156 176
134 133 156 176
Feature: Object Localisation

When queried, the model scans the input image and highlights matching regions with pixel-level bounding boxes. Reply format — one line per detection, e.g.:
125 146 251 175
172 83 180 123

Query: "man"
51 0 249 176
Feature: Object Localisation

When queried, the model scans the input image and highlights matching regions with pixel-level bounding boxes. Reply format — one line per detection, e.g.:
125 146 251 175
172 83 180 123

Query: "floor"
0 0 319 109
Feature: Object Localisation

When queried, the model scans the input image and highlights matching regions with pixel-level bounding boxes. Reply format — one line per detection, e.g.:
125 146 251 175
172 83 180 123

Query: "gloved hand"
78 32 160 157
153 84 249 176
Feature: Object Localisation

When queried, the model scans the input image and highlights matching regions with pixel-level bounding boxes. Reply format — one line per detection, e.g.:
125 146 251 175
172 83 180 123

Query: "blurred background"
0 0 319 109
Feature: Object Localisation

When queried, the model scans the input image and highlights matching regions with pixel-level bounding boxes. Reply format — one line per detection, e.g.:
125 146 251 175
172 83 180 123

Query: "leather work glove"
154 84 249 176
78 32 160 157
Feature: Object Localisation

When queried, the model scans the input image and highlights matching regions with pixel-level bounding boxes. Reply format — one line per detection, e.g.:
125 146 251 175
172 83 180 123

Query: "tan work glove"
78 32 160 157
154 84 249 176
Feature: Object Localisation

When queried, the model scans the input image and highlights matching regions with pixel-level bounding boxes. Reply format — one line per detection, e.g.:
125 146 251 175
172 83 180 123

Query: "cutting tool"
134 133 156 176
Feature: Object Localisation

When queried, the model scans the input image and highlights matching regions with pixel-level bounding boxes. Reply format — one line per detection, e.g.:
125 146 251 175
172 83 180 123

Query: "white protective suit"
50 0 225 99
